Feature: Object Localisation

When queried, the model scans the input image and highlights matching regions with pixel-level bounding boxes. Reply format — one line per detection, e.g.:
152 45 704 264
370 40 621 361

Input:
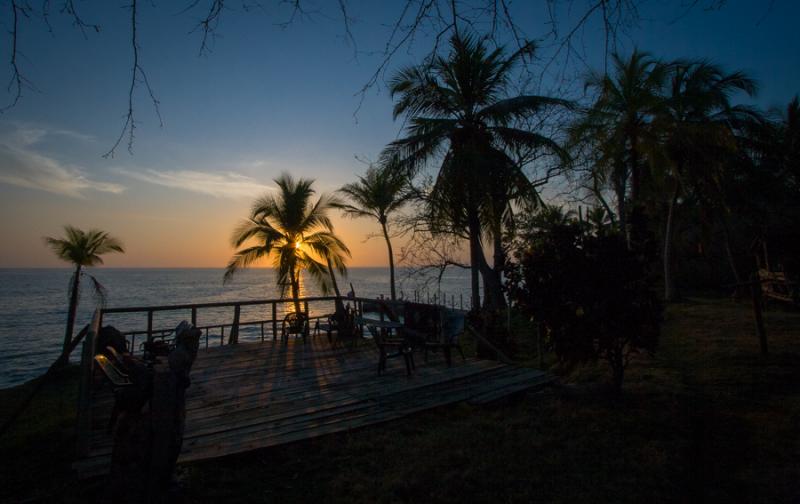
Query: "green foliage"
506 212 662 392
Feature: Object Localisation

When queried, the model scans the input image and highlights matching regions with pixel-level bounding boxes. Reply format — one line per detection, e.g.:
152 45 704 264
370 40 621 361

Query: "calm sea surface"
0 267 473 388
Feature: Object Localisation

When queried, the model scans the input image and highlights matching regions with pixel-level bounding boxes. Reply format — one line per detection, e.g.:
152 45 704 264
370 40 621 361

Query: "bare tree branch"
103 0 163 158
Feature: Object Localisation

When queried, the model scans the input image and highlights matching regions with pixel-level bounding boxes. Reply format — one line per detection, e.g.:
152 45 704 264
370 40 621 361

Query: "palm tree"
44 226 125 356
572 50 667 243
655 60 757 300
383 33 570 310
335 164 409 300
224 173 350 314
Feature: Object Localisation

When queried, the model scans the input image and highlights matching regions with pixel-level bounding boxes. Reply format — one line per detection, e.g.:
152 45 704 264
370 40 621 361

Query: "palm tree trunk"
628 134 643 248
630 133 640 204
467 211 483 311
663 181 681 301
289 267 302 315
614 168 628 247
489 233 508 310
380 220 397 301
63 265 82 355
479 250 506 310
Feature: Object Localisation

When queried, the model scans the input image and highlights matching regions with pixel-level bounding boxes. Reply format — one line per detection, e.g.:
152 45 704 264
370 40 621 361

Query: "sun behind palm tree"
224 173 350 313
44 226 125 356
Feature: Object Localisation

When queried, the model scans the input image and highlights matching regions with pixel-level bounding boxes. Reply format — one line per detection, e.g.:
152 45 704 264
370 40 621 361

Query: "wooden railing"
97 295 426 355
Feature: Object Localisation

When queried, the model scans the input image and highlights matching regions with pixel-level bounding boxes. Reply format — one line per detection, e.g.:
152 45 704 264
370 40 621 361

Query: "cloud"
0 127 124 198
119 169 274 198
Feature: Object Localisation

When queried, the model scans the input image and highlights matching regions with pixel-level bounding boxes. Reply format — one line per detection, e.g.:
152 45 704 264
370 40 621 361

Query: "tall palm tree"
383 33 570 310
572 50 667 243
655 60 757 300
224 174 350 314
335 164 409 300
44 226 125 355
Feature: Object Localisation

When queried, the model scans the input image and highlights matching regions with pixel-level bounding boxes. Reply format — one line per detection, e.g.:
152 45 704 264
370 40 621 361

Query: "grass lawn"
1 296 798 503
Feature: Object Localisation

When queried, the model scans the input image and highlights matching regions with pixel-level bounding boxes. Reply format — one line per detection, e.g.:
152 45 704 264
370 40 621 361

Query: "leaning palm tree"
335 164 409 300
44 226 125 356
383 33 571 310
572 49 667 243
654 60 757 300
224 174 350 314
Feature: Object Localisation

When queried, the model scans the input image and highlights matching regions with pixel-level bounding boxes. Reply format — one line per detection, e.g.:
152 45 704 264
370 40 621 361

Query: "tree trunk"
479 258 506 310
489 225 508 308
380 219 397 301
663 181 681 301
481 237 507 310
289 267 302 314
629 133 640 204
467 211 483 311
628 134 641 247
614 169 628 247
63 265 82 356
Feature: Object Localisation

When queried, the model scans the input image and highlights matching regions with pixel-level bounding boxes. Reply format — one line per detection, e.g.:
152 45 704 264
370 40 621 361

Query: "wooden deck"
74 335 552 478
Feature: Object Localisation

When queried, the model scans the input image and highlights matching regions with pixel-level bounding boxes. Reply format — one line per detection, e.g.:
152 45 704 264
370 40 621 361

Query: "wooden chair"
281 312 309 344
402 302 440 358
366 324 414 376
436 309 467 366
94 353 134 432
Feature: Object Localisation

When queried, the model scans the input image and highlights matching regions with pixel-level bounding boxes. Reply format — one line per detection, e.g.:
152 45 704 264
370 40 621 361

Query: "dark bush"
505 220 662 393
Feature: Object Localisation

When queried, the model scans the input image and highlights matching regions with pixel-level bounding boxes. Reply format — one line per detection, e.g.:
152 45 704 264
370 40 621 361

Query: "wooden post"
750 273 768 355
229 304 241 344
191 307 197 326
147 310 153 343
272 303 278 340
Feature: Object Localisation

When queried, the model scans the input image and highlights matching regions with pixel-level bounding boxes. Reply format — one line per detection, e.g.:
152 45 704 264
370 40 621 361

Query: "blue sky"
0 0 797 267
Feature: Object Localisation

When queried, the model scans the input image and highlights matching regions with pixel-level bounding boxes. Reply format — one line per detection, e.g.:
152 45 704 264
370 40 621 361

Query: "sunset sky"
0 1 797 268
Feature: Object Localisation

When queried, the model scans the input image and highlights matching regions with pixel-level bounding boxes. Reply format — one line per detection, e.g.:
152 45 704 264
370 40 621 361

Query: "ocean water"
0 267 474 388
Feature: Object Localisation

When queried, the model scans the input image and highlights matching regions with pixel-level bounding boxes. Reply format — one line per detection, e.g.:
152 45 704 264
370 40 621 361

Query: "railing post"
147 310 153 343
272 303 277 340
229 304 240 344
191 307 197 326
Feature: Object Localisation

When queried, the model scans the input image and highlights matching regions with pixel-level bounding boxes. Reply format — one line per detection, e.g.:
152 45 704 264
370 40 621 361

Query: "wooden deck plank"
75 338 552 478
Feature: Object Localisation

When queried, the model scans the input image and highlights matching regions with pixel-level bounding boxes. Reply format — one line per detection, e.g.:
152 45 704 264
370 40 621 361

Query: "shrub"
505 220 662 393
